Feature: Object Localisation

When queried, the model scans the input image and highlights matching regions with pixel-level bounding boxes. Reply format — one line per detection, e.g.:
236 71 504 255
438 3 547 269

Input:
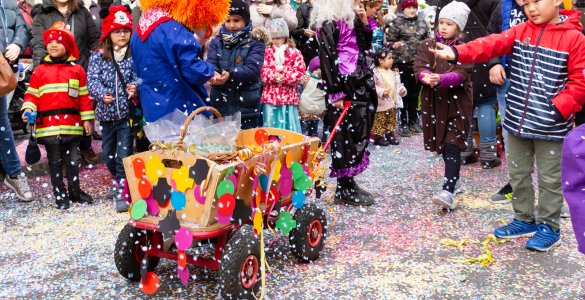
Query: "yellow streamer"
440 234 509 266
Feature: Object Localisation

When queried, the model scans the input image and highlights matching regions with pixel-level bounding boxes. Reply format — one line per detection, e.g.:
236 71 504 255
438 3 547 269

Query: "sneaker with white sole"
525 224 561 252
494 219 538 239
432 190 456 210
4 174 34 202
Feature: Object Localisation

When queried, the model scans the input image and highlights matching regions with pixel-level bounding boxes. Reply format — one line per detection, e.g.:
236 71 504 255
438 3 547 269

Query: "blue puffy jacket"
130 20 215 122
206 32 265 121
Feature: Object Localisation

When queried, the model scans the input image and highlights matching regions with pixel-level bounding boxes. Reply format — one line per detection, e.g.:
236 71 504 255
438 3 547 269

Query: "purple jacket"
561 124 585 254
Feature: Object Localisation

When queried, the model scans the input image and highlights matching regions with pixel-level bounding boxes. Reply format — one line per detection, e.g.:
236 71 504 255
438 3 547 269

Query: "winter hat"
308 56 320 72
100 5 133 41
438 1 470 31
400 0 418 10
267 18 289 39
229 0 250 23
43 21 79 58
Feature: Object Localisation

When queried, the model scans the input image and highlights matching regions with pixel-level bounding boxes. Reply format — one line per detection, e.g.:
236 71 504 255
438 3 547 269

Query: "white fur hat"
438 1 470 31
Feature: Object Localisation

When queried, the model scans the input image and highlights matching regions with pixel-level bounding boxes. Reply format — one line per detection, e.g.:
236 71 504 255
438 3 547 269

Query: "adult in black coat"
435 0 501 168
0 0 29 62
291 0 318 66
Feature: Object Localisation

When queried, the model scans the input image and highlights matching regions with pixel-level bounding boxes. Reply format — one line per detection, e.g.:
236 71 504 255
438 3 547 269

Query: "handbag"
25 125 41 165
0 56 17 96
299 76 326 115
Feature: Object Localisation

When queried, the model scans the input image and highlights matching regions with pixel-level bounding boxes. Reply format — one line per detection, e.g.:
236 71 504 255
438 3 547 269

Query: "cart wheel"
219 225 261 300
289 204 327 262
114 224 161 282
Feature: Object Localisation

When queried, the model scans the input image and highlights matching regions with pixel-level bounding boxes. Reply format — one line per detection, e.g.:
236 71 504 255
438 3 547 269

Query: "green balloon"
131 200 147 220
294 174 312 192
290 162 304 180
216 179 235 198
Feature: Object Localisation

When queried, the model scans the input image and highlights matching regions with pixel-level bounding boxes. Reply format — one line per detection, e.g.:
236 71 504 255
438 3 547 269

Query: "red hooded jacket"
453 10 585 142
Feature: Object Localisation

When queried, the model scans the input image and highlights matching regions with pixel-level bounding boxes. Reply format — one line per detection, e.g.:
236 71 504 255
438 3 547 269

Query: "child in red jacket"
22 22 95 210
431 1 585 251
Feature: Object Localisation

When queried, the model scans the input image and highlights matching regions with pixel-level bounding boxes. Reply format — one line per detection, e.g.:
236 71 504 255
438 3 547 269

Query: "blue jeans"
470 96 498 144
301 119 319 136
101 120 133 182
496 79 511 152
0 95 22 177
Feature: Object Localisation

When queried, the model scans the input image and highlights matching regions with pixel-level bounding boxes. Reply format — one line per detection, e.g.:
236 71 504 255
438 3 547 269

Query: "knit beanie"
43 21 79 58
308 56 320 72
400 0 418 10
100 5 133 41
229 0 251 24
267 18 289 39
438 1 470 31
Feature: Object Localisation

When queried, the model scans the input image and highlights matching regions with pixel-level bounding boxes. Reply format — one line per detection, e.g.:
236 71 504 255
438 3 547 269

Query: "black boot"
385 132 400 145
373 135 391 146
69 189 93 204
335 177 375 206
54 186 70 210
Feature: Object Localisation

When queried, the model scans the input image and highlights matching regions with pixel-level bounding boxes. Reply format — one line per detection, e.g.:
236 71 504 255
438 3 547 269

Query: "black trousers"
396 64 420 126
442 143 461 193
45 138 82 198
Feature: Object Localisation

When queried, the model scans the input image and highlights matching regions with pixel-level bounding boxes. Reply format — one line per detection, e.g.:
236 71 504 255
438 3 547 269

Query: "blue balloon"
292 190 305 209
171 191 187 210
259 174 269 192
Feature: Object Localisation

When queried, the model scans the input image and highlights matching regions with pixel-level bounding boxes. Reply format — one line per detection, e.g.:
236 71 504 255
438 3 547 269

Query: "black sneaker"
490 182 513 204
70 190 93 204
482 158 502 169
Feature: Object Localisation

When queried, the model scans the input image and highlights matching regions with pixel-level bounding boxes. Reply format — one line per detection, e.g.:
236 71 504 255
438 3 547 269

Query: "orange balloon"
178 250 187 269
140 272 159 295
255 129 268 145
132 158 146 178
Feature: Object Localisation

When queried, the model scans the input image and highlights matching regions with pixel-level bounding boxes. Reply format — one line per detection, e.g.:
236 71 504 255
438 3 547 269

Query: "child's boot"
335 177 375 206
461 136 478 165
373 134 391 146
480 141 502 169
54 185 70 210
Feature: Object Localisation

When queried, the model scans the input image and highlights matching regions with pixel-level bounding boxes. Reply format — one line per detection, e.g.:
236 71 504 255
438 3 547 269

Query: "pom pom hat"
400 0 418 11
43 21 79 58
100 5 133 41
268 18 289 39
229 0 250 23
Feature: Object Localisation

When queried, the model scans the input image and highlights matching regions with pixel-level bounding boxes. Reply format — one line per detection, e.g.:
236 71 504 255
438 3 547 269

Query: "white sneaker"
4 174 34 202
432 190 456 210
561 205 570 218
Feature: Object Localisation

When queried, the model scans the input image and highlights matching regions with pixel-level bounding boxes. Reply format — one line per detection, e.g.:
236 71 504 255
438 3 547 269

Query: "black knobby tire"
219 225 261 300
289 204 327 262
114 224 161 282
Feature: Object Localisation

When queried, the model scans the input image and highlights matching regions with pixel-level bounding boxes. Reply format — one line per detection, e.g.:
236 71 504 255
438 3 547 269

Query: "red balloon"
217 193 236 216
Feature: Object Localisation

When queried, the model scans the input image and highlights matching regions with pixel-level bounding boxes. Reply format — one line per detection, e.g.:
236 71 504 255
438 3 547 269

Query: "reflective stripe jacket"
453 10 585 142
22 55 95 138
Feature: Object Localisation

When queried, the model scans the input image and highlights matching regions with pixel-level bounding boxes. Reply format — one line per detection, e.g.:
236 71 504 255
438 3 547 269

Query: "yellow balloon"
272 160 282 182
145 156 165 184
253 211 263 235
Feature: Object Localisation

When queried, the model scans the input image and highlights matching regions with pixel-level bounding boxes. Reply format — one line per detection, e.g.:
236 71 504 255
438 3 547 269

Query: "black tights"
442 143 461 193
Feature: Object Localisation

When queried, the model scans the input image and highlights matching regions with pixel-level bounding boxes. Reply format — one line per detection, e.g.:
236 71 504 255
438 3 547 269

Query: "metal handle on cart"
177 106 223 150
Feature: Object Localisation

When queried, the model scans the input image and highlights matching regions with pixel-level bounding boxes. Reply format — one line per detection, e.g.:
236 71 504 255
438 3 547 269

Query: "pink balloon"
174 228 193 251
145 194 159 216
227 174 238 192
279 166 293 197
177 266 189 286
193 183 206 205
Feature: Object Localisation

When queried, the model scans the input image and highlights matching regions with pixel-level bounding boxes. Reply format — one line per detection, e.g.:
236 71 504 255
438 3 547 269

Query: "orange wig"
140 0 231 33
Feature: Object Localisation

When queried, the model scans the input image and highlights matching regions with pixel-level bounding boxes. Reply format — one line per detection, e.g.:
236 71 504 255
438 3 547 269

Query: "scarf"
221 22 252 49
274 44 288 71
435 31 461 47
114 46 128 62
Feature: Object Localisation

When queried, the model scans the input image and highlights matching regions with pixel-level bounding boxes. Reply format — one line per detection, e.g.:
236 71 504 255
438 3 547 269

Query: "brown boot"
373 135 391 146
384 132 400 145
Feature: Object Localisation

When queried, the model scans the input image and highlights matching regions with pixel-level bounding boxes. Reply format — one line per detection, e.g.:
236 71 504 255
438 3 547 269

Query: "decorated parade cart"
113 107 328 299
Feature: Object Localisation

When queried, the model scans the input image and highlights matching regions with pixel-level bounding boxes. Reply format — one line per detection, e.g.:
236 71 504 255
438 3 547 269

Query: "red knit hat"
100 5 133 41
43 21 79 58
400 0 418 10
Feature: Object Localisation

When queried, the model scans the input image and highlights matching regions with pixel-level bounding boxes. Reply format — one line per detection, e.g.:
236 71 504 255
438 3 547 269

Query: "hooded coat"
30 0 100 69
452 10 585 142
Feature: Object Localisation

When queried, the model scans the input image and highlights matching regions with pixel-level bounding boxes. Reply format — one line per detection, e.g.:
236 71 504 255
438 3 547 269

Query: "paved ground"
0 134 583 299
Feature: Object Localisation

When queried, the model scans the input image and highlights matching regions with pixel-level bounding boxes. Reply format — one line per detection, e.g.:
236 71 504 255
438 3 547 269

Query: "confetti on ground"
0 134 584 298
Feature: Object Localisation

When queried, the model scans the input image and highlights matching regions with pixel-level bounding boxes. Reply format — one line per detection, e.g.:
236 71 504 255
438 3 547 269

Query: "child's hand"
333 101 345 109
399 86 407 97
428 74 441 87
429 43 456 61
275 73 285 84
104 93 115 104
213 71 230 85
304 28 316 37
127 84 137 99
383 90 390 97
22 108 32 123
83 120 93 136
489 64 507 85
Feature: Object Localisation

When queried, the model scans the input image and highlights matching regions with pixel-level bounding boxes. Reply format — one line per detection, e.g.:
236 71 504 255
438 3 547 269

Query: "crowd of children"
1 0 584 259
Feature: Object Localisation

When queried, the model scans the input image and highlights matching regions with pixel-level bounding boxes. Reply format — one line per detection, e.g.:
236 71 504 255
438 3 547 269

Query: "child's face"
224 15 246 32
111 28 132 49
47 40 67 58
272 38 286 47
366 2 383 18
522 0 562 25
378 55 393 69
438 18 459 40
403 6 418 18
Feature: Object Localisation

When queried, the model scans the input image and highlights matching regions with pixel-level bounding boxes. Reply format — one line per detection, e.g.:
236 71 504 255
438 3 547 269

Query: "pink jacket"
373 68 405 112
261 46 306 106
